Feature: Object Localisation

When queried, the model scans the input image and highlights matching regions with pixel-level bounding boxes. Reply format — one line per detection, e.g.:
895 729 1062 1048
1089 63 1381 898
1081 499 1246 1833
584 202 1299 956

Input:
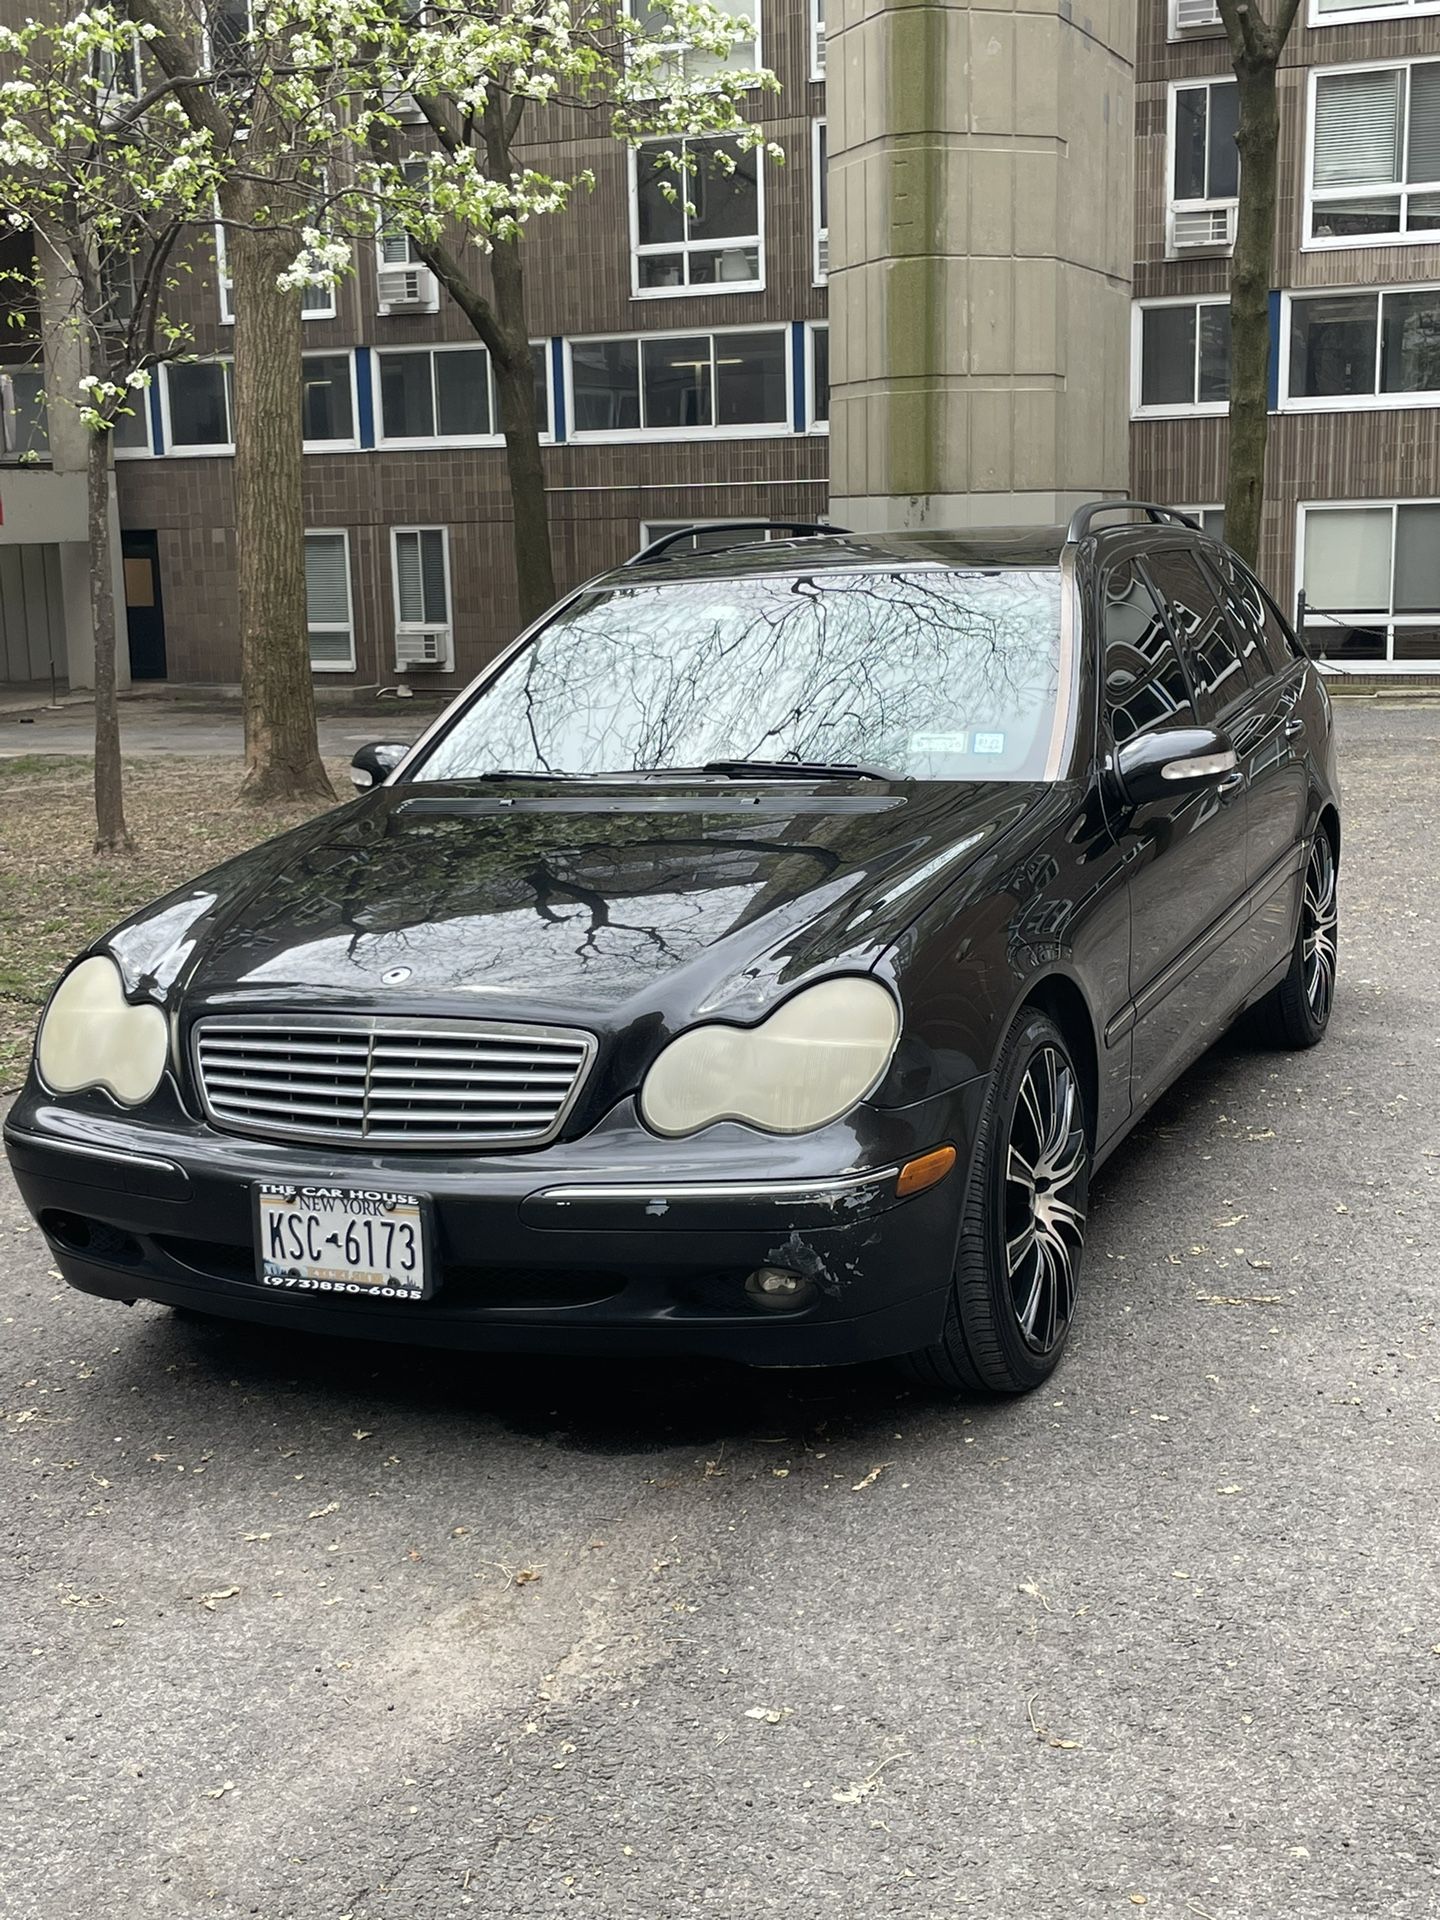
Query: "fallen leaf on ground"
194 1587 240 1611
744 1707 790 1724
851 1463 892 1492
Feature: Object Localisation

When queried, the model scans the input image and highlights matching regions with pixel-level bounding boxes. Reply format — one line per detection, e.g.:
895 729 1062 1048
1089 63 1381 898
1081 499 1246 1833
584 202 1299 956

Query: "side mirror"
350 742 409 791
1113 727 1237 808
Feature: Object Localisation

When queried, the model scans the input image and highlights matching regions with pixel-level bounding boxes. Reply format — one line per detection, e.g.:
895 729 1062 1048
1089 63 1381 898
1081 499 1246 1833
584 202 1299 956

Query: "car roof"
593 526 1072 589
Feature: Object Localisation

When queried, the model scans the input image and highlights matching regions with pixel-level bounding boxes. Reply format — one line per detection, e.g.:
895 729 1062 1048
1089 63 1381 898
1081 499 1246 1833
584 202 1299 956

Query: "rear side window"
1141 546 1254 720
1100 559 1195 743
1204 547 1303 679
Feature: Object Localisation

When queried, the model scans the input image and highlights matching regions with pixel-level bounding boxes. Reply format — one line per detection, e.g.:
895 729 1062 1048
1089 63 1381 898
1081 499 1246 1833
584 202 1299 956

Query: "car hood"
104 779 1049 1031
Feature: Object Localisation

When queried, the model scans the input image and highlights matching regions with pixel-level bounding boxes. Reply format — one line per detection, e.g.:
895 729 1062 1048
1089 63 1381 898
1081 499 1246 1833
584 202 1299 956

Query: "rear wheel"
898 1010 1089 1397
1253 829 1337 1050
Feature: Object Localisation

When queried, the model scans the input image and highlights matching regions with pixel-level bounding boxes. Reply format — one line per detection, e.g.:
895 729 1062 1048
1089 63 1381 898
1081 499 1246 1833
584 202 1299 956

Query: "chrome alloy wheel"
1302 834 1338 1025
1004 1047 1087 1355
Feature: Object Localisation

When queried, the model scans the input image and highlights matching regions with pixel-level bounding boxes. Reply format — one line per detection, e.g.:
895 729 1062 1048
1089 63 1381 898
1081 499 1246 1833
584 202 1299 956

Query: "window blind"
395 529 448 625
305 534 352 665
1302 507 1392 612
1313 69 1403 189
1406 62 1440 185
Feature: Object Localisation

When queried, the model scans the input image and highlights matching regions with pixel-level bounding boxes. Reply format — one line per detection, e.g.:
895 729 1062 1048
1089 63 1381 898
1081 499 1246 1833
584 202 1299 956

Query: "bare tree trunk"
1224 60 1280 569
489 235 555 627
227 201 335 803
86 420 131 855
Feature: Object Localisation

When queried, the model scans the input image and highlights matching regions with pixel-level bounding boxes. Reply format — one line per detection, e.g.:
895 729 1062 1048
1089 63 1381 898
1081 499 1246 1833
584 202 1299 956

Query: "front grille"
191 1015 596 1149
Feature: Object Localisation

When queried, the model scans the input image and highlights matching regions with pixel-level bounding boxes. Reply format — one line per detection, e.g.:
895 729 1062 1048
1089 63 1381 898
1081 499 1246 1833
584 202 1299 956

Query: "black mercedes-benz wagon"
4 504 1340 1393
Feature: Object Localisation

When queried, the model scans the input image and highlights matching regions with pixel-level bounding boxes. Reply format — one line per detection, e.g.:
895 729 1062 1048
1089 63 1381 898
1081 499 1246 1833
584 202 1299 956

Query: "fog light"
745 1266 815 1312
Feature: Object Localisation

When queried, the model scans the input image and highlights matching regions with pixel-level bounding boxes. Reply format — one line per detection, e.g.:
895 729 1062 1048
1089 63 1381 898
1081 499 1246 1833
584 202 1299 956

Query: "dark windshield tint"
414 568 1067 783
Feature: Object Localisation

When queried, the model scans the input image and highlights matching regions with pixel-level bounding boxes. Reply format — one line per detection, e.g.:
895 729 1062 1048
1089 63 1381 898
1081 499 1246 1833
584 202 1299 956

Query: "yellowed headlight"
36 955 168 1106
639 977 900 1138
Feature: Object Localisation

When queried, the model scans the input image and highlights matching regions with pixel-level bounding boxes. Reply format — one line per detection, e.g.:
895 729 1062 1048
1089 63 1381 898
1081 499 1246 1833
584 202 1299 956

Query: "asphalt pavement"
2 701 1437 1919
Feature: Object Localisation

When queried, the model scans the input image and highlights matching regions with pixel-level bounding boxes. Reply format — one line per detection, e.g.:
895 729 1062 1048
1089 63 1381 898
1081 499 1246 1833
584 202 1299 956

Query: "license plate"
254 1185 430 1301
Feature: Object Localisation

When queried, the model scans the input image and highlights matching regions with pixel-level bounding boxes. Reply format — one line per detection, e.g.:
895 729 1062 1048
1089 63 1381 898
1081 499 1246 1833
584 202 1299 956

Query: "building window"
375 344 549 445
1169 78 1239 252
1299 500 1440 664
1179 505 1226 542
112 387 152 457
302 353 356 445
164 359 233 452
392 526 451 630
1132 300 1231 415
216 219 337 321
0 366 49 462
630 138 763 295
808 321 829 428
813 120 828 283
1284 286 1440 406
1311 0 1440 26
811 0 826 77
626 0 758 79
377 160 430 268
305 531 355 671
1308 61 1440 246
568 328 790 437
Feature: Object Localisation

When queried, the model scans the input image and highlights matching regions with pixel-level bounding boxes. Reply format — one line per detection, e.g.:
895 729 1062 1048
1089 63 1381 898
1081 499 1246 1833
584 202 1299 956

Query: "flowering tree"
340 0 778 624
0 9 219 851
127 0 344 802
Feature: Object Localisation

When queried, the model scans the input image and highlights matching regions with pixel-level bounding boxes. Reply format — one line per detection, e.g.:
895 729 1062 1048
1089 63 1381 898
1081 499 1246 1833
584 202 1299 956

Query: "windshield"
413 567 1068 783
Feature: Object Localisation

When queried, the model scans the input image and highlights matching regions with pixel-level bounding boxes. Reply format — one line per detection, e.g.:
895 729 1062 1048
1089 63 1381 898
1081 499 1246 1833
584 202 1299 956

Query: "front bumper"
3 1084 985 1367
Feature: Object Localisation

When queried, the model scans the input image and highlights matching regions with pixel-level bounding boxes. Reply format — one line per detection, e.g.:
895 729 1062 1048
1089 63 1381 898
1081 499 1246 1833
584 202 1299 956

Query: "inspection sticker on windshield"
911 731 970 755
973 732 1007 755
254 1185 430 1300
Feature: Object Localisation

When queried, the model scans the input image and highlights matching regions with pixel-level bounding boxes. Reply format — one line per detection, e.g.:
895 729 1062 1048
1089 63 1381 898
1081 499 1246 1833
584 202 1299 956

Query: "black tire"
1252 829 1337 1050
897 1009 1089 1397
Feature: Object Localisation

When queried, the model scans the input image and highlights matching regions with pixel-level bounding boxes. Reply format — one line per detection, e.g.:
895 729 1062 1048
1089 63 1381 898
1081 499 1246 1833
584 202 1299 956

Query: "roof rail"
1064 501 1202 544
623 520 847 567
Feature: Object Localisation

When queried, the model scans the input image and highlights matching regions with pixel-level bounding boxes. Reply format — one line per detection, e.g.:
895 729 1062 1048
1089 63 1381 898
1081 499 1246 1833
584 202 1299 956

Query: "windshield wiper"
696 758 901 782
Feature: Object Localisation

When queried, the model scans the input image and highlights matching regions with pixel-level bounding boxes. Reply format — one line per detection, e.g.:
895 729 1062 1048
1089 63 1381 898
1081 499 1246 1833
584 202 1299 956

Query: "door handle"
1284 715 1305 739
1217 768 1244 795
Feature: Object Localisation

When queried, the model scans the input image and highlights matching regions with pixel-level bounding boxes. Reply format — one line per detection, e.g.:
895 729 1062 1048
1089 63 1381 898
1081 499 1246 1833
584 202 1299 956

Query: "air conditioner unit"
377 263 439 314
815 231 829 279
388 91 425 122
1172 205 1236 251
394 628 453 672
1174 0 1224 28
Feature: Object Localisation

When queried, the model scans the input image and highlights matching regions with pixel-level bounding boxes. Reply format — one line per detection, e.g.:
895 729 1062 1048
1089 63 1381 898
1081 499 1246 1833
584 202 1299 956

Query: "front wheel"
897 1010 1089 1397
1253 829 1337 1050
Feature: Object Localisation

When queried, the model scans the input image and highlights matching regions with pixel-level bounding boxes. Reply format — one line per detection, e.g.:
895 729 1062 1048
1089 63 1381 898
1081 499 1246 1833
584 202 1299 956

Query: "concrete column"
828 0 1135 531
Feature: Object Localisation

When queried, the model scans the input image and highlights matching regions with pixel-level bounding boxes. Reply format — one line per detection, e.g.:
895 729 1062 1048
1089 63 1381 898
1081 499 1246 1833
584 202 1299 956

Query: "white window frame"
812 118 828 285
215 218 338 324
1308 0 1440 28
1130 296 1231 419
805 319 828 433
621 0 761 83
304 528 356 673
811 0 826 78
1304 58 1440 251
111 382 154 460
1280 282 1440 410
375 158 432 279
1177 505 1226 541
302 350 361 452
564 325 793 443
1166 76 1240 256
160 357 234 457
628 138 766 299
371 341 553 450
390 524 453 633
1166 0 1225 39
1295 496 1440 669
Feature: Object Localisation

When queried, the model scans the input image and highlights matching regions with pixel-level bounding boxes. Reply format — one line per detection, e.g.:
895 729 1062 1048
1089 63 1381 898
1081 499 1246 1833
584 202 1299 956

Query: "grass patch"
0 755 343 1093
